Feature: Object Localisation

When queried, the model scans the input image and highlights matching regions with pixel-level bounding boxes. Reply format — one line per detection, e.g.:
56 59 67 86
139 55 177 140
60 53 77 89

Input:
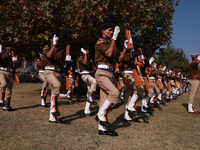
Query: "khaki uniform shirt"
121 53 131 70
95 38 117 66
37 61 44 71
189 61 200 77
0 51 13 69
43 45 65 68
78 57 93 72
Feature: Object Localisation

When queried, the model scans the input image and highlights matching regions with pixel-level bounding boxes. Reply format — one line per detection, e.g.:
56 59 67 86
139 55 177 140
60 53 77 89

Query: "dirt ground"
0 83 200 150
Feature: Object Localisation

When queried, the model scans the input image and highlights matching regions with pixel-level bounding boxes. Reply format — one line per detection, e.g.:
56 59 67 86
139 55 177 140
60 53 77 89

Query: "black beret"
83 46 89 50
4 42 11 47
99 22 113 30
48 33 55 40
157 63 161 68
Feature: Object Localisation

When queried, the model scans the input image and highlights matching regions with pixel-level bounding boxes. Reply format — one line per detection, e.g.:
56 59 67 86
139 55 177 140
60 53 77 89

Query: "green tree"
0 0 180 59
154 45 190 76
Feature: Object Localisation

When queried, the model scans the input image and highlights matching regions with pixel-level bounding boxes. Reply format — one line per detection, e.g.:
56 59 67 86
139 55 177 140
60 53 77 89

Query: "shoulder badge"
96 38 104 45
43 45 49 51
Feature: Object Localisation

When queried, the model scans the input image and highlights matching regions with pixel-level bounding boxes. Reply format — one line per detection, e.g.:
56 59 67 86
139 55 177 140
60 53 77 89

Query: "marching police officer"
43 33 67 123
95 22 120 136
118 40 144 121
0 42 17 111
37 53 49 107
188 53 200 114
78 47 97 116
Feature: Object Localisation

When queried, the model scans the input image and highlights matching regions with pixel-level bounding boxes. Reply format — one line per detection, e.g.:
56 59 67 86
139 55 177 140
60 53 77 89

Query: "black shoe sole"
126 109 139 115
85 112 96 116
51 112 60 116
41 105 48 107
3 109 14 111
124 118 141 123
98 130 118 136
87 100 97 105
95 116 99 122
0 103 4 107
95 116 110 127
49 120 64 123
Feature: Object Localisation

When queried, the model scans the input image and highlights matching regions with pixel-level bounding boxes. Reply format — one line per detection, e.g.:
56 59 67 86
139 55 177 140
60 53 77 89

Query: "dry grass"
0 83 200 150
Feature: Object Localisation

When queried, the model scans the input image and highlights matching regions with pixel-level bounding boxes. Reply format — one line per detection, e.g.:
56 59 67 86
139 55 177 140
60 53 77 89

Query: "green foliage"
0 0 179 59
154 45 190 76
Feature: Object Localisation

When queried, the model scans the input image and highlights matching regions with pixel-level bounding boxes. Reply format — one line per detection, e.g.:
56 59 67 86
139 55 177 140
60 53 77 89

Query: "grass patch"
0 83 200 149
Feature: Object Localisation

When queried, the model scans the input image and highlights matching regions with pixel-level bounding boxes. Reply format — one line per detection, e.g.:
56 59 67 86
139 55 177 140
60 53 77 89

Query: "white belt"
45 67 61 72
149 77 155 79
123 70 133 74
39 70 44 73
97 64 114 71
69 75 73 78
81 71 91 75
0 67 12 72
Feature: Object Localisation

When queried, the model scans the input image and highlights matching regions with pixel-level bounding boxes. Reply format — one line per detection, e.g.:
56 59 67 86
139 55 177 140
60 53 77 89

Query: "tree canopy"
154 45 190 76
0 0 179 59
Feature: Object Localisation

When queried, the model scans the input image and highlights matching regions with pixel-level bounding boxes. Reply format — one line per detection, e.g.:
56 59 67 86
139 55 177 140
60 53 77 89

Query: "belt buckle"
109 66 113 71
55 68 60 72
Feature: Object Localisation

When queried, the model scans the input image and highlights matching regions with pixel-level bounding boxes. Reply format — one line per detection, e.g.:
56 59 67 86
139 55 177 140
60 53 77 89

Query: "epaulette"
96 38 104 45
43 45 49 50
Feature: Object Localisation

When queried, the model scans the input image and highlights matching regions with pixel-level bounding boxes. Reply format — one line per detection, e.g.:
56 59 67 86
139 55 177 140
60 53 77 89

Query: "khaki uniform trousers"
95 69 119 108
44 70 62 95
162 80 168 94
170 80 176 93
119 79 126 91
166 81 172 93
0 70 13 98
38 72 49 89
176 81 181 90
141 77 154 98
189 79 200 104
69 77 74 93
122 74 144 105
149 79 160 95
81 75 97 92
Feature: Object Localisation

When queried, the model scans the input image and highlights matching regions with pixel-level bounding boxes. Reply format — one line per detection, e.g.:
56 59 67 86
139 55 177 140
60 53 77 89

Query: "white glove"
197 56 200 61
65 55 71 61
112 26 120 40
198 63 200 70
12 57 17 61
81 48 86 54
129 37 133 45
138 55 144 60
124 38 133 49
0 44 2 53
39 53 43 60
53 34 59 45
124 40 128 48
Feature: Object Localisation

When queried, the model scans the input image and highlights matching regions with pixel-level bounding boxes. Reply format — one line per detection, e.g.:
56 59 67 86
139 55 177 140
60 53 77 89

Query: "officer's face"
102 27 113 38
49 38 59 45
194 56 200 63
86 49 89 55
5 46 11 52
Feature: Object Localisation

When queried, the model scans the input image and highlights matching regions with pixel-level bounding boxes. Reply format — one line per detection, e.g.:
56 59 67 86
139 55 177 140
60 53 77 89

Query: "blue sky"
171 0 200 62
